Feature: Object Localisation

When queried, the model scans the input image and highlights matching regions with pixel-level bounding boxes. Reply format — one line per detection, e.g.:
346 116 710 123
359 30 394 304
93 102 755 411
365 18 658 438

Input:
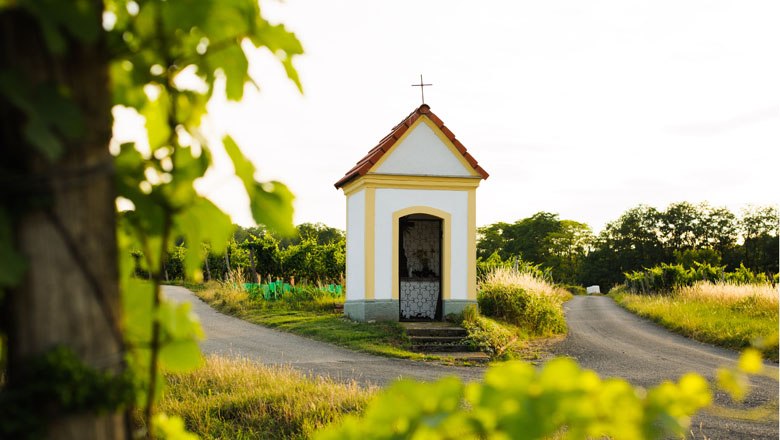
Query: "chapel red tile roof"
334 104 489 189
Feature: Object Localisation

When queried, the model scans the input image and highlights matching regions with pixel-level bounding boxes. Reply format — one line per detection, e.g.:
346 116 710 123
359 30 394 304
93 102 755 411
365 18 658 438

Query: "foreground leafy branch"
318 349 768 440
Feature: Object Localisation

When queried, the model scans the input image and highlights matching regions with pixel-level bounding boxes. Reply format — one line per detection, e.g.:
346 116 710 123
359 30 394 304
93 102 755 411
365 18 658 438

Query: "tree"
740 205 779 275
503 212 562 264
1 2 125 437
477 222 511 260
658 202 706 250
543 220 593 284
1 1 302 438
582 205 666 288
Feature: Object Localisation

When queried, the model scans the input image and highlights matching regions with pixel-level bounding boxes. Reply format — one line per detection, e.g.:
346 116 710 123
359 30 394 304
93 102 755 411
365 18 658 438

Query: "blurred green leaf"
159 340 202 373
738 348 763 374
223 135 295 235
173 197 233 279
153 414 199 440
142 89 172 151
716 367 749 402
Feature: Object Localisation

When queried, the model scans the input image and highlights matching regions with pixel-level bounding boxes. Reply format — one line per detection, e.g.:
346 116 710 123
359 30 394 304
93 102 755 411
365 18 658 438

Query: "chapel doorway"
399 214 443 321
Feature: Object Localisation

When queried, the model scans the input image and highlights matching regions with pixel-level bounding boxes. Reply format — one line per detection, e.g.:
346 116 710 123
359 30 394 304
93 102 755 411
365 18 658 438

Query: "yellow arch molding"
391 206 452 301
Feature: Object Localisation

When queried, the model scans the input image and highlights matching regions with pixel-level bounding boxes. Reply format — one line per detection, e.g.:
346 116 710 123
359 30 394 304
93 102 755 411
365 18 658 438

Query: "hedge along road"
166 286 778 438
553 295 779 440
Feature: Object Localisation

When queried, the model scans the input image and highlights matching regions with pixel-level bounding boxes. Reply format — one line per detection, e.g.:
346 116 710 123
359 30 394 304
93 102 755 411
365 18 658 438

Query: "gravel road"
166 286 778 438
552 295 779 440
163 285 484 387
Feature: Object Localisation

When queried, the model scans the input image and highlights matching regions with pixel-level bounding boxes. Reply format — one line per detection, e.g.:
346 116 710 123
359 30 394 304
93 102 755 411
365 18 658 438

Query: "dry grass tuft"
482 267 572 302
678 281 778 309
612 281 779 360
159 356 372 439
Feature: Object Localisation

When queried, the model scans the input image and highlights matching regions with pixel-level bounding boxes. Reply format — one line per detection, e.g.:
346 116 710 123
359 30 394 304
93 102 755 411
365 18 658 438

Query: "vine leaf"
223 135 295 235
157 300 203 372
141 89 172 152
173 197 233 280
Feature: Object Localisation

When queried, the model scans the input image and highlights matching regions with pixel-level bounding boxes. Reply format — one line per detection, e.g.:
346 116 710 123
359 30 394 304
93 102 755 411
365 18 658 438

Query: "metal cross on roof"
411 74 432 105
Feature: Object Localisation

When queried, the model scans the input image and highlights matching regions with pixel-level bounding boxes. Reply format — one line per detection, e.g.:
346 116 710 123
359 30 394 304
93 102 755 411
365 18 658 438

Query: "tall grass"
478 268 572 336
679 281 778 309
612 281 779 360
157 356 372 439
482 268 572 303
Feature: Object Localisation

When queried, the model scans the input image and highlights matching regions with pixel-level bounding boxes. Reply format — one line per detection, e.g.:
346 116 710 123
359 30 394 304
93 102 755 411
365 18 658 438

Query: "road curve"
552 295 779 440
166 286 778 438
163 285 484 387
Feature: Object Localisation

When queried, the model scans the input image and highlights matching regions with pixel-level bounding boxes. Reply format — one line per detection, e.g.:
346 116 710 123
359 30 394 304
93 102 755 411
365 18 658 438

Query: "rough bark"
1 5 127 440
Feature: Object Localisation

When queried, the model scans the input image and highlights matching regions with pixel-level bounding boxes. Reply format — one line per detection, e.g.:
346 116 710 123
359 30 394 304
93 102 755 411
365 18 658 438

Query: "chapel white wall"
374 122 473 177
373 188 469 301
345 190 365 301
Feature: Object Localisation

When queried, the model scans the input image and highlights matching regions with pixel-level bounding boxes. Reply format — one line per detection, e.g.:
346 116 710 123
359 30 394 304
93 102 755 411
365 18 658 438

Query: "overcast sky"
130 1 780 233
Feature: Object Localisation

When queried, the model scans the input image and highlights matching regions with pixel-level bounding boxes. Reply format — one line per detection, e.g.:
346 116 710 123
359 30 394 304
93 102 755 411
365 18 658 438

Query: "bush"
624 262 774 295
478 269 568 336
461 305 521 359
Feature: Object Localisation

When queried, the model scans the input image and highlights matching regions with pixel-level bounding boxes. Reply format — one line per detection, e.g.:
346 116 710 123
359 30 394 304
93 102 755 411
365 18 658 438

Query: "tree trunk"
1 5 127 440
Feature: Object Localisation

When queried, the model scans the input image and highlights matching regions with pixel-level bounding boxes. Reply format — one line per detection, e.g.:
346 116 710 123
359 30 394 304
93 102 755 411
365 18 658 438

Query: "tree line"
151 222 346 285
478 202 779 288
155 202 777 290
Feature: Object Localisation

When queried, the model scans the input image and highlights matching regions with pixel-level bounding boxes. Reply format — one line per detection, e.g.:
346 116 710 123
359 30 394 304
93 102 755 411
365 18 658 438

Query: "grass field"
611 282 778 361
156 356 372 439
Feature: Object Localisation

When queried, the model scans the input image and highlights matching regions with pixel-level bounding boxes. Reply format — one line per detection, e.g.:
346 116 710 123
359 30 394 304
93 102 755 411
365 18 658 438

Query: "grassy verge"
459 268 572 361
611 282 778 361
157 356 372 439
195 282 438 361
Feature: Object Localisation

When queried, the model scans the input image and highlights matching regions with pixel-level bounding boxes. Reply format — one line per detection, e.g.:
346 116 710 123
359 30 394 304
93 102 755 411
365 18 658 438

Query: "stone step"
404 327 468 338
409 335 468 345
411 343 476 353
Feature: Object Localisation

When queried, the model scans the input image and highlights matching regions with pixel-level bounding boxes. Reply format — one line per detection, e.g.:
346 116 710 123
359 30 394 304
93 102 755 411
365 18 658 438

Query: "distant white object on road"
586 285 601 295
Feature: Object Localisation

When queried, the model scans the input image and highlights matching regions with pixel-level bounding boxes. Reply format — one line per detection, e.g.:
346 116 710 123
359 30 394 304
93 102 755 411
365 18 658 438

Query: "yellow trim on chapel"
368 116 481 178
467 189 477 300
342 174 481 196
391 206 452 301
364 187 376 300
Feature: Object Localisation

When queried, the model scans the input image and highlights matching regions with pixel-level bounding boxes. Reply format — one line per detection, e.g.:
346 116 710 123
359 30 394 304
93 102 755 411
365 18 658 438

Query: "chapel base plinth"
344 300 399 322
442 299 478 318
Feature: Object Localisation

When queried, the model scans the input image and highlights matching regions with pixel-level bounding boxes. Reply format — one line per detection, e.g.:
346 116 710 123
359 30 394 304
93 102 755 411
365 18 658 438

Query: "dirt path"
163 285 484 387
552 295 779 440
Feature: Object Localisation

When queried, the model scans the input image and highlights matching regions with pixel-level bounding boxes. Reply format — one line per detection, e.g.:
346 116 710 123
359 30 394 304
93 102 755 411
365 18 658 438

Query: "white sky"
126 0 780 233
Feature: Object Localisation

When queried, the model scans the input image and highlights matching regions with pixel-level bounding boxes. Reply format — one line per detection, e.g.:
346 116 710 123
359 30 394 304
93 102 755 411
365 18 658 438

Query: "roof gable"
334 104 488 189
373 117 475 177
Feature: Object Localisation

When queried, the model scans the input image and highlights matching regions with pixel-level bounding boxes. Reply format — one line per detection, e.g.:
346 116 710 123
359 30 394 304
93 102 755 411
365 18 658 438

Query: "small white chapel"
334 104 488 322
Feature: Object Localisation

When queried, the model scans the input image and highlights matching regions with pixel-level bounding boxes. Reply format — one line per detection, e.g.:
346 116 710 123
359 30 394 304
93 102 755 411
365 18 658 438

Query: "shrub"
624 263 775 295
461 305 521 359
478 268 569 336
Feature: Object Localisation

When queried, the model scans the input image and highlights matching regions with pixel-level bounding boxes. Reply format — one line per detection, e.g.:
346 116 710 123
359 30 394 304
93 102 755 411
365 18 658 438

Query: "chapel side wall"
374 188 469 301
345 190 365 301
